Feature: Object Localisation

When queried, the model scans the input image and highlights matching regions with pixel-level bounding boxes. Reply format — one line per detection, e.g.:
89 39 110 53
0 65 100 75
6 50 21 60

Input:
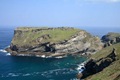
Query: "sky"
0 0 120 28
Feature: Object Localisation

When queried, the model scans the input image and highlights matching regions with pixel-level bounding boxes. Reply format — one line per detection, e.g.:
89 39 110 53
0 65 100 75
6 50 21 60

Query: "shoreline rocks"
6 27 104 57
77 48 117 79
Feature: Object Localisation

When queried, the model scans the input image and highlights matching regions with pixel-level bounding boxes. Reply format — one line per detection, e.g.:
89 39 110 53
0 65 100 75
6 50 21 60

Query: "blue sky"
0 0 120 28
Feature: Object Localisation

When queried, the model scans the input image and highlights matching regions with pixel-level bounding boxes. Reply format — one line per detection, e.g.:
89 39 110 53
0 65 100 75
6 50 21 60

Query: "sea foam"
0 49 11 56
0 49 7 53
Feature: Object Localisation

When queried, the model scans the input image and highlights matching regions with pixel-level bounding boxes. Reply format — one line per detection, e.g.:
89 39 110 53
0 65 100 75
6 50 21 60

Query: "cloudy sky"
0 0 120 28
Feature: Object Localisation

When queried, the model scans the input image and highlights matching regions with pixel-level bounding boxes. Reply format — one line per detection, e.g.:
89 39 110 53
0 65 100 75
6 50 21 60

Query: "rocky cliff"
6 27 103 57
77 38 120 80
84 43 120 80
101 32 120 47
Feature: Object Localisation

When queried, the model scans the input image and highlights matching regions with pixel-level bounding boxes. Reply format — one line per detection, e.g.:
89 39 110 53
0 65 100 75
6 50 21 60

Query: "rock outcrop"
6 27 103 57
101 32 120 47
77 48 117 79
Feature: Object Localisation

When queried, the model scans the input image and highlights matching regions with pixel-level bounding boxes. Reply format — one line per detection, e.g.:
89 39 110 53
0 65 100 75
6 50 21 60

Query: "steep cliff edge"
76 32 120 80
6 27 103 57
85 43 120 80
77 43 120 80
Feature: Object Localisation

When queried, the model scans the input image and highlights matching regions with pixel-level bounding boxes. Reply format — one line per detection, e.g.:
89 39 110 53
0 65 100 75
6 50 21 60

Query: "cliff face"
6 27 103 57
101 32 120 47
83 43 120 80
76 32 120 80
78 47 117 79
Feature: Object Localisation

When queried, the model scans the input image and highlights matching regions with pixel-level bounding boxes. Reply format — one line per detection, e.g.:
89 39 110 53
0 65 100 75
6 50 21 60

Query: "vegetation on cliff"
6 27 120 79
12 27 80 47
85 43 120 80
102 32 120 42
6 27 103 57
101 32 120 47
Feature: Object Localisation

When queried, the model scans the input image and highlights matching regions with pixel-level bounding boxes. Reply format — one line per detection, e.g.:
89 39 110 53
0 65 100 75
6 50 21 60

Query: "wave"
0 49 7 53
23 73 31 76
0 68 76 79
76 62 86 73
1 73 32 77
55 56 64 59
8 73 19 77
0 45 10 53
36 55 66 59
40 68 75 78
70 78 79 80
0 49 11 56
6 53 11 56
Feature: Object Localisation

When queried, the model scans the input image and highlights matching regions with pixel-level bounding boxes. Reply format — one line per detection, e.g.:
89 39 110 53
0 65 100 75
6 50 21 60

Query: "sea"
0 27 120 80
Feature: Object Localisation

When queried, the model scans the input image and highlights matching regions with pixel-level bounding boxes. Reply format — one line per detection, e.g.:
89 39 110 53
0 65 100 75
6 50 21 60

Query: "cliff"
85 43 120 80
77 42 120 80
6 27 103 57
101 32 120 47
76 32 120 80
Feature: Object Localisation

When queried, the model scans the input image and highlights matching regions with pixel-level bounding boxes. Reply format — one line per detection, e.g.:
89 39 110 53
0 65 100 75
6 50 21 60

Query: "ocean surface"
0 27 87 80
0 27 120 80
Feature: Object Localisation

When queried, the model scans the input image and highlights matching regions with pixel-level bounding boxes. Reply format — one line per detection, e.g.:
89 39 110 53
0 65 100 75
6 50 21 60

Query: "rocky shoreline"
76 32 120 79
77 48 117 79
6 27 104 58
6 27 120 58
5 27 120 80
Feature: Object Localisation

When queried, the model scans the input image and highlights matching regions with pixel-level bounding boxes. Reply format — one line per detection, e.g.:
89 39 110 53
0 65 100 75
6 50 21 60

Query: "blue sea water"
0 27 120 80
0 27 86 80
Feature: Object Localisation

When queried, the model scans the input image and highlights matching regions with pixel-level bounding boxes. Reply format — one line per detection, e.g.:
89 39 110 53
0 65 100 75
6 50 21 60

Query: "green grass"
91 43 120 60
103 32 120 40
16 27 49 31
12 27 81 47
86 43 120 80
107 32 120 38
86 60 120 80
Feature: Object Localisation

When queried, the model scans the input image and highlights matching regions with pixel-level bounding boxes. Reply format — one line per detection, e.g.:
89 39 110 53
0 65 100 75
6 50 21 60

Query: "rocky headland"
5 27 120 80
77 32 120 80
6 27 103 58
101 32 120 47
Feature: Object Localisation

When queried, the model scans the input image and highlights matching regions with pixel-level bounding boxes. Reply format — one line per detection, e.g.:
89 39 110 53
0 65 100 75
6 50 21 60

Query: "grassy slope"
86 43 120 80
12 27 80 46
107 32 120 38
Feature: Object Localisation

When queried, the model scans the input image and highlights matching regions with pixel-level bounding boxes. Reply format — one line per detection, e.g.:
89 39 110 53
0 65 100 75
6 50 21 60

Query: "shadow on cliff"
77 48 117 79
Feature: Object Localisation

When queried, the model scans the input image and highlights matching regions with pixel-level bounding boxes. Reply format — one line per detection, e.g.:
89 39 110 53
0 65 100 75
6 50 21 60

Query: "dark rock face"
78 48 117 79
10 43 18 51
101 32 120 47
30 42 54 52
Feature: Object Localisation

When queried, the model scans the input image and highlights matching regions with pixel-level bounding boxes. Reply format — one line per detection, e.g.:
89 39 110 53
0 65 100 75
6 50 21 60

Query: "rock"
101 32 120 47
6 27 103 57
54 31 103 54
10 43 18 51
81 48 117 79
77 73 83 79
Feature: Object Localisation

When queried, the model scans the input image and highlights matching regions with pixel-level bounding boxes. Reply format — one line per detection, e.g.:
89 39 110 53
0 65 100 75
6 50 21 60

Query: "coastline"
6 27 103 58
